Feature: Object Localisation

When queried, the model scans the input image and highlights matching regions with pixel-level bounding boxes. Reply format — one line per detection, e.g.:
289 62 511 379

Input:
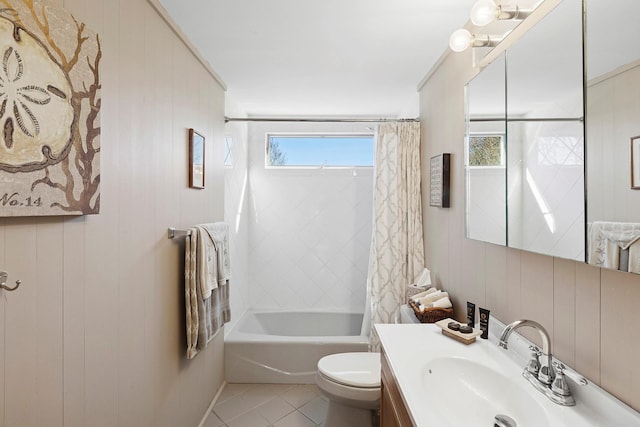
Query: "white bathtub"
225 310 369 384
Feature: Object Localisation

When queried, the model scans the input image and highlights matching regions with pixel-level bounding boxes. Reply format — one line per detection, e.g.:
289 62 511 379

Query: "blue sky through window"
267 135 374 167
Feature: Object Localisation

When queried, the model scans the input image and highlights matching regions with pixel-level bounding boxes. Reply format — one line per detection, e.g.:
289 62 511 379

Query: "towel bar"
168 227 192 239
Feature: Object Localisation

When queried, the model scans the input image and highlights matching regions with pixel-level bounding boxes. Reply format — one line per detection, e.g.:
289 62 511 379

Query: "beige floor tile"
216 383 252 405
256 396 296 423
226 408 270 427
281 385 321 408
203 411 226 427
214 390 274 422
273 411 316 427
298 397 328 424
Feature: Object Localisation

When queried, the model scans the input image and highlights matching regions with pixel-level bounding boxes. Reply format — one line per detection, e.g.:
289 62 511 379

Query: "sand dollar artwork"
0 15 75 171
0 1 101 216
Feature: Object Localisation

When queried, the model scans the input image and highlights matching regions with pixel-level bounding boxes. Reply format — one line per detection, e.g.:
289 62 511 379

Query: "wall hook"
0 271 21 292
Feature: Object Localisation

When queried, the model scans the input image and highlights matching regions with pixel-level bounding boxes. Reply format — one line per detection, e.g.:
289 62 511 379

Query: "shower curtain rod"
224 117 419 123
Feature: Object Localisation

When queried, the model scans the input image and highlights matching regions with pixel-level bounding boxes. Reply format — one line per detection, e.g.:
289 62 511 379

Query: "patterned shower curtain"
367 121 424 349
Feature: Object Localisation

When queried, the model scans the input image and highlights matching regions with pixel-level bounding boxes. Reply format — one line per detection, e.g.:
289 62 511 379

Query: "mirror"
466 54 506 246
585 0 640 273
465 0 585 262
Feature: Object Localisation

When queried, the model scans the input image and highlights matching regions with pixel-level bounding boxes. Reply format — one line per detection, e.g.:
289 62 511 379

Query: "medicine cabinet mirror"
465 0 585 262
585 0 640 273
466 0 640 274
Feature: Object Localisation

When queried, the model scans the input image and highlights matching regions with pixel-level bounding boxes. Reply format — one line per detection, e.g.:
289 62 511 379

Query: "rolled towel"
420 296 452 311
409 287 437 302
415 291 447 306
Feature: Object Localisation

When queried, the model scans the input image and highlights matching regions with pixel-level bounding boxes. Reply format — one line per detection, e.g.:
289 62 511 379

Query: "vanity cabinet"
381 349 415 427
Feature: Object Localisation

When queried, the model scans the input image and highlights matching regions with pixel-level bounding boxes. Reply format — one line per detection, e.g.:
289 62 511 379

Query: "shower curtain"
366 121 424 349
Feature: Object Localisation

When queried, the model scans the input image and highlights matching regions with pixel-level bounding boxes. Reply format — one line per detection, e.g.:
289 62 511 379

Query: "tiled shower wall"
224 105 251 332
245 122 374 312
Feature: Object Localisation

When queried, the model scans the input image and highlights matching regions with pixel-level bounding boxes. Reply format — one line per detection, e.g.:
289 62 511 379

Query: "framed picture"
632 136 640 189
189 129 205 189
430 153 451 208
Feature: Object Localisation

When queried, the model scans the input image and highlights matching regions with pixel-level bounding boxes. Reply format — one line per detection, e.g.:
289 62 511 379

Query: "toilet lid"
318 352 380 388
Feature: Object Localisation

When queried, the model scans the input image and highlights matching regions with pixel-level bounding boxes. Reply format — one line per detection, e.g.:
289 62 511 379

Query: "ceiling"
157 0 475 118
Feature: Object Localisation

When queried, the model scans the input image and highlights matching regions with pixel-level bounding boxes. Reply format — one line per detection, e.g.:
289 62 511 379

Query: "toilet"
315 351 381 427
315 305 418 426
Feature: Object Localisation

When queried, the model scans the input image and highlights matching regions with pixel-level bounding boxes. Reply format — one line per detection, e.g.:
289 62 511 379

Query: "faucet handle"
526 345 541 376
551 362 572 397
553 361 588 386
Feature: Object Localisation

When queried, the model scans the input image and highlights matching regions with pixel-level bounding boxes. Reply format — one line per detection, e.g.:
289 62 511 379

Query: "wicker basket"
408 300 453 323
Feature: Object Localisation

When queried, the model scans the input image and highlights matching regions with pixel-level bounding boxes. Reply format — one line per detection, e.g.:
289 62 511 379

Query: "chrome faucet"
499 319 575 406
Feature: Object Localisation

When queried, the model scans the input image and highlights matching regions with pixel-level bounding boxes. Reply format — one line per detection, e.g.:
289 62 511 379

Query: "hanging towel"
185 227 200 359
201 222 231 282
196 226 218 300
630 240 640 274
588 222 640 270
184 223 231 359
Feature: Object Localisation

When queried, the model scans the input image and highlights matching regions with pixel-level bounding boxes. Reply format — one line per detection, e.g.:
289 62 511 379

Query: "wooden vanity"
381 349 414 427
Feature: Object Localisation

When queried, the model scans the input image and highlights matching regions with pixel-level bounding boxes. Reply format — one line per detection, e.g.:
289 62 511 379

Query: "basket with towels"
407 288 453 323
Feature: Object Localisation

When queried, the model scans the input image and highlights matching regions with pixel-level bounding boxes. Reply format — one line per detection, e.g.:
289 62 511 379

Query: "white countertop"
376 322 640 427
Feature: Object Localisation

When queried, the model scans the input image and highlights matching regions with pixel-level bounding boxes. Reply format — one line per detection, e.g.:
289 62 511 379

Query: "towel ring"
0 271 21 292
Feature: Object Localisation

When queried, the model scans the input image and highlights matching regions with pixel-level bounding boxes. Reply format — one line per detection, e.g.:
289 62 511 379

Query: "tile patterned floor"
203 384 328 427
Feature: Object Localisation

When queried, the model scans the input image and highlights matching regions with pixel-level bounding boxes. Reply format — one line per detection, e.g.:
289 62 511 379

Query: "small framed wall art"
189 129 205 189
632 136 640 189
430 153 451 207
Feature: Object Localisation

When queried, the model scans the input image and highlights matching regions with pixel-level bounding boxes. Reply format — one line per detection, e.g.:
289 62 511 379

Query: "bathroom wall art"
429 153 451 207
0 0 101 217
189 128 205 189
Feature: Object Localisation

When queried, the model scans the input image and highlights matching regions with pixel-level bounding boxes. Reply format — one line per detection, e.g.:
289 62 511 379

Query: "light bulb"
470 0 498 26
449 29 473 52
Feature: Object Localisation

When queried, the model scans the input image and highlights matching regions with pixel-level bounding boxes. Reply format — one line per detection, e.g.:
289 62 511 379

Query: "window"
224 135 233 167
266 134 374 167
468 134 504 167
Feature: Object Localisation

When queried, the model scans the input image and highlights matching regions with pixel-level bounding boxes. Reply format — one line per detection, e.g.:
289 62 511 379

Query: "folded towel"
415 291 447 306
420 296 452 311
588 221 640 269
196 226 218 300
409 287 437 302
201 222 231 281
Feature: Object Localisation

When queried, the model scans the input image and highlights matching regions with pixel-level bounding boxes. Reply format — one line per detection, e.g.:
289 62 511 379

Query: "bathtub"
224 310 369 384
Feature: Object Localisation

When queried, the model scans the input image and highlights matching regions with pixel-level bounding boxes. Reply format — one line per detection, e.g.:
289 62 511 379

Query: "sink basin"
421 357 550 427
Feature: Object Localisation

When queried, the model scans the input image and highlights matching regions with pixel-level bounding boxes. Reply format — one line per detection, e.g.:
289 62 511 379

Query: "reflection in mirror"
466 53 506 246
465 0 585 262
586 0 640 273
505 0 584 262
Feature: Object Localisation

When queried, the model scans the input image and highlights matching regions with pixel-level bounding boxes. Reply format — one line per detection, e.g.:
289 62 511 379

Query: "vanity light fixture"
449 1 533 52
470 0 532 27
448 29 502 53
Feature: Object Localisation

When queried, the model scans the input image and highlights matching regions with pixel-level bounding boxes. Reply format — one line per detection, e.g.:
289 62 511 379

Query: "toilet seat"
317 352 381 388
316 352 381 411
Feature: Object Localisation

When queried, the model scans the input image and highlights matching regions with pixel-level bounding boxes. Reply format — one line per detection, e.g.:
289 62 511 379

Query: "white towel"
588 222 640 270
201 222 231 281
419 296 452 312
415 291 447 306
409 287 437 302
196 226 218 300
